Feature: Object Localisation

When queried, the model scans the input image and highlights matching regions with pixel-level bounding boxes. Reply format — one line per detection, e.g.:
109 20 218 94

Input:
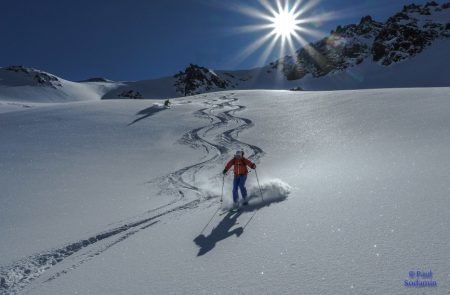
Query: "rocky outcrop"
372 2 450 65
272 2 450 79
174 64 231 96
118 90 143 99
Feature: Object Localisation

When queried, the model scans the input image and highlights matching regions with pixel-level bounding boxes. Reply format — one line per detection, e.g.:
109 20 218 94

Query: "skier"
222 150 256 210
164 99 171 107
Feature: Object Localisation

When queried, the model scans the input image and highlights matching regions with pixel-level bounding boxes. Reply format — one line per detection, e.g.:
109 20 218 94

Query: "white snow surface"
0 88 449 294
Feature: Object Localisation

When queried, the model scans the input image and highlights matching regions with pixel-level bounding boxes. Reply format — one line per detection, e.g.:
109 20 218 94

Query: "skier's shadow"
128 105 166 126
193 211 244 256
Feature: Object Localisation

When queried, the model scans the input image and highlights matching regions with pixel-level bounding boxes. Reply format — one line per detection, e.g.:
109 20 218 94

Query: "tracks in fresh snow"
0 94 264 294
153 94 264 201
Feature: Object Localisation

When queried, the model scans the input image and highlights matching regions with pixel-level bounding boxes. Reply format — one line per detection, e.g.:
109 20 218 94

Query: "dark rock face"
174 64 230 96
33 73 60 87
118 90 143 99
273 14 384 78
5 65 30 74
272 2 450 80
372 2 449 65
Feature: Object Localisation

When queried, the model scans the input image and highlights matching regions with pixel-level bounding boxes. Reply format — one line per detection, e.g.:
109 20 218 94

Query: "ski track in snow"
152 94 264 201
0 93 265 294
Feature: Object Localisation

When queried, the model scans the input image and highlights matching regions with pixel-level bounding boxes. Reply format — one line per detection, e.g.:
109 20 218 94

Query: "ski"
219 207 240 216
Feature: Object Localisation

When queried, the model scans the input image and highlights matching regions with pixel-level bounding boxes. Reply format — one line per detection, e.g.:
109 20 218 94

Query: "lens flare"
232 0 339 66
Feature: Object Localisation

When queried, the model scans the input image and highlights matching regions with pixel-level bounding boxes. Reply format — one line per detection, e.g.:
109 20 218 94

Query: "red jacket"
224 157 256 176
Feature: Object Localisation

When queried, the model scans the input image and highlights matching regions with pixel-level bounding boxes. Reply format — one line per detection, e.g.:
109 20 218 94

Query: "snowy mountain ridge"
273 1 450 78
1 1 450 103
104 1 450 98
0 65 123 103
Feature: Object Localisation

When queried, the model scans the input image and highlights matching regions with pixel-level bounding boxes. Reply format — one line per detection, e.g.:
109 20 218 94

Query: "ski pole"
200 175 224 234
255 169 264 202
200 207 220 234
220 174 225 203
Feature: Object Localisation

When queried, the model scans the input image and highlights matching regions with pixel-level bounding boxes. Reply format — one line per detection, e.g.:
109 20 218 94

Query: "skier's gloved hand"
251 164 256 169
222 169 227 175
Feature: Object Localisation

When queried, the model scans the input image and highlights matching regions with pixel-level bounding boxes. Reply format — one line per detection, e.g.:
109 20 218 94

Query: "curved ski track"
0 93 264 294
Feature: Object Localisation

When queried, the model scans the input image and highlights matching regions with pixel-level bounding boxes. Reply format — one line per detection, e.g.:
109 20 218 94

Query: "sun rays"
232 0 337 67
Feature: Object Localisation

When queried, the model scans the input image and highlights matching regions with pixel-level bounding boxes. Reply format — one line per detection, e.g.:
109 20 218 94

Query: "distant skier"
222 150 256 209
164 99 171 107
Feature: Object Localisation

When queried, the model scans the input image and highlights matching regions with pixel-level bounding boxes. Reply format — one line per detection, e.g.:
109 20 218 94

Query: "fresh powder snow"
0 88 449 294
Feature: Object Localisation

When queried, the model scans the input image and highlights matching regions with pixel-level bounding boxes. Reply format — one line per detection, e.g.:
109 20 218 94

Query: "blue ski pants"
233 175 247 203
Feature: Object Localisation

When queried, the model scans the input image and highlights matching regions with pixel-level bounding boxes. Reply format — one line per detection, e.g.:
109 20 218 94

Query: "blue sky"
0 0 431 81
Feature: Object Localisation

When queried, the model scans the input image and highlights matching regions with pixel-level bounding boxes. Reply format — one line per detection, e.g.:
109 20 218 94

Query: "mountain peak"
173 64 231 96
359 15 374 25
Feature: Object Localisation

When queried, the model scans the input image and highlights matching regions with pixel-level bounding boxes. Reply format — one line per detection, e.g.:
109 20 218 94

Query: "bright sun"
235 0 331 65
272 10 297 38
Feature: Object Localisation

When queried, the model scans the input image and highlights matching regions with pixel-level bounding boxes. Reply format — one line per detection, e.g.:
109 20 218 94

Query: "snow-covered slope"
0 66 121 102
296 38 450 90
0 88 449 294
